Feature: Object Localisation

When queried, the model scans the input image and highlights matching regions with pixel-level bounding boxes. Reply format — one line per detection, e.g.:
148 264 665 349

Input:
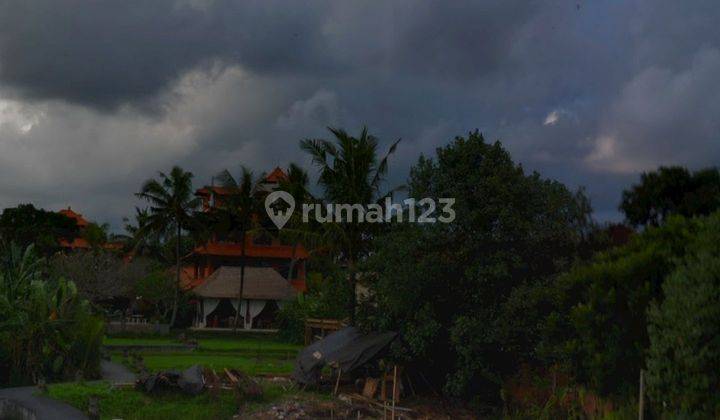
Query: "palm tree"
277 163 324 282
136 166 200 327
300 126 401 323
213 166 262 330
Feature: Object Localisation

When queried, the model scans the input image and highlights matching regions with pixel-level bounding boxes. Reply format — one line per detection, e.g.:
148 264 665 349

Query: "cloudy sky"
0 0 718 228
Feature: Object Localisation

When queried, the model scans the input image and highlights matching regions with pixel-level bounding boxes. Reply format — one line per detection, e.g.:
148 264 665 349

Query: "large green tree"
620 166 720 227
136 166 200 327
359 131 592 401
300 126 400 323
0 204 79 254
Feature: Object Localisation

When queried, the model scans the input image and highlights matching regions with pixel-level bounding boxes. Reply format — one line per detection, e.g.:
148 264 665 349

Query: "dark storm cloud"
0 0 545 109
0 0 719 226
0 0 335 109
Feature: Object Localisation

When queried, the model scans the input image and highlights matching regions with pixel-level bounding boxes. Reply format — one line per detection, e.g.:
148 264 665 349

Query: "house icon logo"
265 190 295 229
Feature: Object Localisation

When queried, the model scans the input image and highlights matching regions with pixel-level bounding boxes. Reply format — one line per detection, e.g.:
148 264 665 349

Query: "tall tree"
136 166 200 327
0 204 79 254
300 126 400 323
620 166 720 227
213 166 262 330
360 131 593 399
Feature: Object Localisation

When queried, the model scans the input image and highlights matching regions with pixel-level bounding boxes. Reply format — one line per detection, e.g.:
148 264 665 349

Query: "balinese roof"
192 266 296 300
195 186 235 196
58 207 90 227
196 167 288 197
264 167 288 183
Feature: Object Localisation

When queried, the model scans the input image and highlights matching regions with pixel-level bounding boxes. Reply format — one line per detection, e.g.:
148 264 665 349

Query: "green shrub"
0 244 104 385
539 215 701 396
647 251 720 416
277 271 350 343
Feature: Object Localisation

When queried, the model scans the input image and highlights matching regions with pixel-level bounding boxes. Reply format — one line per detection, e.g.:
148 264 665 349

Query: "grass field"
104 335 302 352
43 334 313 419
47 380 325 420
105 333 301 375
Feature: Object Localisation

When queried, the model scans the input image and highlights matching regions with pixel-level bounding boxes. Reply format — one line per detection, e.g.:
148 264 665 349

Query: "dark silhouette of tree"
301 126 400 323
620 166 720 227
135 166 200 327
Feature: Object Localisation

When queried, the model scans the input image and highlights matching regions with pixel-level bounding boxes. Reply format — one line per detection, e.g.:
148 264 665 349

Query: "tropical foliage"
0 204 79 253
358 131 594 402
646 214 720 417
136 166 201 326
301 126 400 322
539 215 700 396
0 244 103 385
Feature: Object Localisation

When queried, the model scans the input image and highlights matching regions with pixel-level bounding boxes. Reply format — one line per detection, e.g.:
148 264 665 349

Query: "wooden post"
391 365 398 420
334 368 342 396
638 369 645 420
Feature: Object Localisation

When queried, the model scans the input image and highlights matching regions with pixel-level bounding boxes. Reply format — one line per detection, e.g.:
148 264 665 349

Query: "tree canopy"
359 131 593 402
0 204 79 253
620 166 720 227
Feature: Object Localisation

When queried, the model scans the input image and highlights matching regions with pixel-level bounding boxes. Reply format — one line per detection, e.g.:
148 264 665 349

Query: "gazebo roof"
192 266 296 300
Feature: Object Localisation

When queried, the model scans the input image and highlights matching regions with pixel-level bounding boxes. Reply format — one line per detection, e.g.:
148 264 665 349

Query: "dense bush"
646 216 720 417
539 215 701 396
0 245 103 385
358 132 594 403
277 270 351 343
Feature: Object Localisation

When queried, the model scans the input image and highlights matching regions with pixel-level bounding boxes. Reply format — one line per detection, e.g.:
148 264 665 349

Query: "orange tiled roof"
58 207 89 228
196 186 235 196
59 237 91 249
196 167 288 197
193 242 309 259
264 167 288 183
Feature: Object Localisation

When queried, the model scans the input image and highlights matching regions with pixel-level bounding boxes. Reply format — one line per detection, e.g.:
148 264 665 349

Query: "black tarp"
293 326 397 385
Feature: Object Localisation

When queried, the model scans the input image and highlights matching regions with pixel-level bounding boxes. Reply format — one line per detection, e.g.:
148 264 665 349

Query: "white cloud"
585 48 720 174
0 98 44 134
543 110 560 126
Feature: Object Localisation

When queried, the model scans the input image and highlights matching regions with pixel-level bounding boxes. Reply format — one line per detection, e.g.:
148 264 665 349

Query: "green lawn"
104 335 302 352
112 352 294 374
105 333 301 375
47 380 322 420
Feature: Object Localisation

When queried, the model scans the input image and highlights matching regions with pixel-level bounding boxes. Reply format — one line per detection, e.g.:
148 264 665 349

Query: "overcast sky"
0 0 718 229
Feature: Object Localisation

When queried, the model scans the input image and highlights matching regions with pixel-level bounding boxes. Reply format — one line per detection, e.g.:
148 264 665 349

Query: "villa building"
188 167 309 330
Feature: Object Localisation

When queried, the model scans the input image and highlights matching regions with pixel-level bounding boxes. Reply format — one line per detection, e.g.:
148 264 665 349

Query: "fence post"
638 369 645 420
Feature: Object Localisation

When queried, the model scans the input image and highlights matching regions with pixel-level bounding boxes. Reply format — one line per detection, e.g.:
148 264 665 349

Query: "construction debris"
136 364 205 395
225 368 263 400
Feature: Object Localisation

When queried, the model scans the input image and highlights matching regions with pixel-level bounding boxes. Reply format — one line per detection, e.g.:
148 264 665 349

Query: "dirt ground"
240 394 477 419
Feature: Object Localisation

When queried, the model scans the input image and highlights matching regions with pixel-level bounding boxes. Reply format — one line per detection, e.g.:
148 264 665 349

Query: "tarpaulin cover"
293 326 397 385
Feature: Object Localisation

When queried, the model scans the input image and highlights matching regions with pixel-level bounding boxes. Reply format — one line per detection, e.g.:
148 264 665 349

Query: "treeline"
343 131 720 417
